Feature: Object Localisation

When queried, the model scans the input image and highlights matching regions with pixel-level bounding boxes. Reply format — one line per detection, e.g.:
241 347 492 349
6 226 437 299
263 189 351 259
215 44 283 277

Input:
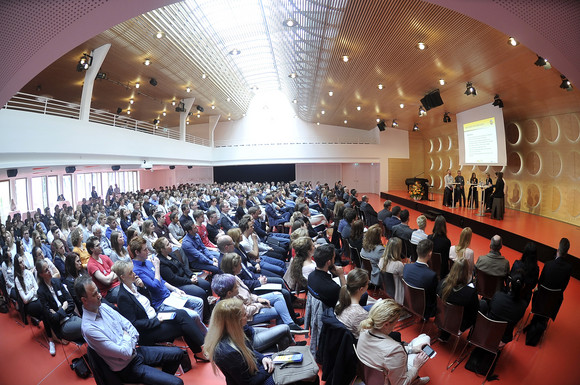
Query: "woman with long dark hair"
510 242 539 303
428 215 451 279
360 224 385 286
335 268 370 338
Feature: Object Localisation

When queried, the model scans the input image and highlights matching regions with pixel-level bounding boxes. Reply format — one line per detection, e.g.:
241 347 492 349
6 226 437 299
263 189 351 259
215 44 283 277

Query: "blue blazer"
403 262 438 317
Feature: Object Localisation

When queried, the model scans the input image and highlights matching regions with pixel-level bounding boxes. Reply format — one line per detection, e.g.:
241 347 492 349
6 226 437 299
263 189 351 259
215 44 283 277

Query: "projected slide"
463 117 498 163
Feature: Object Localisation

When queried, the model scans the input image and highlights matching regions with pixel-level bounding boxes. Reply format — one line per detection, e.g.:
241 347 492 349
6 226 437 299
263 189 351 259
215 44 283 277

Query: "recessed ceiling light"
413 123 419 131
508 37 519 46
229 49 241 56
289 73 297 78
201 73 207 79
129 98 134 104
292 99 297 104
143 59 151 66
417 42 427 50
211 105 215 109
400 103 404 109
171 100 176 106
186 120 190 125
242 113 246 117
228 117 231 120
342 55 349 62
328 91 333 96
419 106 427 116
378 84 383 90
250 85 259 91
439 79 445 86
376 118 381 123
392 120 398 127
127 109 131 115
316 122 320 125
197 114 200 118
135 82 140 89
227 97 231 102
186 87 191 93
283 18 297 27
344 120 348 124
321 110 325 115
162 111 166 116
356 106 361 111
156 32 164 39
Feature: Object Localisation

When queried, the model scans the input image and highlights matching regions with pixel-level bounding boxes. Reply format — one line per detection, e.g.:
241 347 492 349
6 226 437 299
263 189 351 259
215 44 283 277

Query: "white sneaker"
49 341 56 356
416 376 430 385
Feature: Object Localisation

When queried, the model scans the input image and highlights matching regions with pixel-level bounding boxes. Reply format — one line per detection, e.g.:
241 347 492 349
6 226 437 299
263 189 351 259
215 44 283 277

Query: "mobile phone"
422 345 436 359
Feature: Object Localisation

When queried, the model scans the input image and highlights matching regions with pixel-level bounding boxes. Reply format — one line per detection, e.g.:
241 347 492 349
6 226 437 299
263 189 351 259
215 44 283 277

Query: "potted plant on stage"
409 181 424 201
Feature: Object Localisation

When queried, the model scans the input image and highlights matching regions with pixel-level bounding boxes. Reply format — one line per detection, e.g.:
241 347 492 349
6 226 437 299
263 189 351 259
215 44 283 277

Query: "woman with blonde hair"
204 298 275 385
361 224 385 286
378 238 404 305
358 299 431 385
335 268 370 338
141 219 158 254
449 227 474 278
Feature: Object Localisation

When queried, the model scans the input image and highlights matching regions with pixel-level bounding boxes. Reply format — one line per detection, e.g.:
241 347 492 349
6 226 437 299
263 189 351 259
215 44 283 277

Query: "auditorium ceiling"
18 0 580 134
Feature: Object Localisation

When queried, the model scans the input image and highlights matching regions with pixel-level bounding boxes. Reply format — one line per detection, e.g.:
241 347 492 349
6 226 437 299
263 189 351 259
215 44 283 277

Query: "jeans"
252 324 292 352
157 295 207 335
116 346 184 385
250 292 293 325
179 279 211 322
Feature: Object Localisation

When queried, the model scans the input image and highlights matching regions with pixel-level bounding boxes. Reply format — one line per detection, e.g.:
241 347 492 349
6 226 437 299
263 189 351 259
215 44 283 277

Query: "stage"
381 190 580 279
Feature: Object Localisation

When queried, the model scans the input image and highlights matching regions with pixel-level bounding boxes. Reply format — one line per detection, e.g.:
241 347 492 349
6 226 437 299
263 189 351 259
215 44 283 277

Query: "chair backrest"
468 311 507 353
341 236 350 258
360 255 372 277
349 245 361 268
402 279 426 319
429 252 442 279
380 271 396 299
532 284 563 321
474 268 503 299
86 346 124 385
434 295 464 335
353 343 385 385
405 240 418 262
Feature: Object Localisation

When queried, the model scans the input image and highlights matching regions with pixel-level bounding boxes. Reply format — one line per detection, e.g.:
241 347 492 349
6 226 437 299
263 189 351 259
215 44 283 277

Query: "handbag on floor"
272 345 319 385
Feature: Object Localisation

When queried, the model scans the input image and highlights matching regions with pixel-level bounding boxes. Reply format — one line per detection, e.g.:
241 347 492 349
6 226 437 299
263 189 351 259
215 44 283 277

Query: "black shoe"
294 317 305 326
193 353 210 363
293 341 308 346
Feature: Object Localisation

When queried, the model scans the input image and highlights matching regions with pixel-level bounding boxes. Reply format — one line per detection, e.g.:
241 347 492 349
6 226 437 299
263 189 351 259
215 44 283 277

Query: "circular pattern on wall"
572 189 580 217
428 139 434 153
525 183 541 209
447 136 453 151
525 152 541 175
437 156 443 171
448 156 454 171
551 186 561 212
563 113 580 143
540 116 559 143
508 181 521 205
437 138 442 152
507 152 522 174
522 119 540 144
573 151 580 179
544 151 562 178
429 158 434 171
478 165 488 173
437 175 444 190
505 122 520 145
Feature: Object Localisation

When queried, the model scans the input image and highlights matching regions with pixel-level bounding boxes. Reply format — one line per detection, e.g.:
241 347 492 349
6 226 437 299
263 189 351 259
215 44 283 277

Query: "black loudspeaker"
377 120 386 131
169 165 175 170
7 169 18 178
420 90 444 111
65 166 76 174
187 166 193 169
149 78 158 86
111 165 121 171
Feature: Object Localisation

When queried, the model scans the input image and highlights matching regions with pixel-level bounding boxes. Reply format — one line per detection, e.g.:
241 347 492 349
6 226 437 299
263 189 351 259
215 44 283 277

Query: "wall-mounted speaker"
65 166 76 174
420 89 444 111
7 169 18 178
111 165 121 171
187 166 193 169
169 166 175 170
377 120 386 131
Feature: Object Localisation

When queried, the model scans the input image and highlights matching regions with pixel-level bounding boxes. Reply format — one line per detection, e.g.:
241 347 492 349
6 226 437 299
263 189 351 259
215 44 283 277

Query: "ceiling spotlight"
412 123 419 131
443 112 452 123
399 103 404 109
196 105 204 112
127 109 131 115
292 99 297 104
129 98 134 105
143 59 151 66
344 120 348 124
156 31 164 39
283 18 297 27
289 72 297 78
116 107 122 115
211 105 216 109
328 91 333 96
417 42 427 50
171 100 176 106
376 118 381 123
321 110 325 115
95 72 107 79
186 87 191 93
391 120 398 128
342 55 349 62
76 53 92 72
227 117 231 121
418 106 427 117
508 37 519 46
316 122 320 125
439 79 445 86
492 94 504 108
197 114 200 118
162 111 167 116
201 73 207 79
227 97 231 102
242 113 246 117
149 78 157 86
534 55 548 67
135 82 140 89
464 82 477 96
229 49 241 56
175 101 186 112
153 119 159 125
378 84 383 90
186 120 190 125
356 106 361 111
560 75 573 91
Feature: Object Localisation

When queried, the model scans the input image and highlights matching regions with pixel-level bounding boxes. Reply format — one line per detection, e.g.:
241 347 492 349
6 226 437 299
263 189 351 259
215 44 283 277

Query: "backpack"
71 354 91 379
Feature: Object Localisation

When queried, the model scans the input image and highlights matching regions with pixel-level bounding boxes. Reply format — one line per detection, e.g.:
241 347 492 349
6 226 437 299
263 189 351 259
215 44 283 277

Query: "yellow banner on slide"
464 117 495 132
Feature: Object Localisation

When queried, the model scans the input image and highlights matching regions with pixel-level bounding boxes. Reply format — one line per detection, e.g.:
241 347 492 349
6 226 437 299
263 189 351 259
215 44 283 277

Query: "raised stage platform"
381 190 580 279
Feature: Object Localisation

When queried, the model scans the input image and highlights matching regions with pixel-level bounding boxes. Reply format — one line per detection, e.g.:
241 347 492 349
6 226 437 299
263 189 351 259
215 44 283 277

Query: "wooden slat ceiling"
19 0 580 135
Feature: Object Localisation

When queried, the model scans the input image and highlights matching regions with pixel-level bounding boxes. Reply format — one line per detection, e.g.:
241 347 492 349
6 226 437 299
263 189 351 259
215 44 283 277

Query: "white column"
209 115 221 147
179 98 195 141
79 44 111 121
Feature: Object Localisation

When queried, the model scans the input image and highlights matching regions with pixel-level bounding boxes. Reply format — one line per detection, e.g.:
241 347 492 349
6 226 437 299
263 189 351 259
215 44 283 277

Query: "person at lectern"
454 170 466 207
490 172 505 220
484 172 493 210
443 169 454 207
467 172 479 208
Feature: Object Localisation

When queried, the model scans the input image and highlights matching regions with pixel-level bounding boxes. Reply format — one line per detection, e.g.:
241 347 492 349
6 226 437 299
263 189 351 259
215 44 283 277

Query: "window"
15 178 28 212
31 176 47 210
76 174 87 203
0 180 10 222
118 172 125 192
63 175 73 203
47 175 59 208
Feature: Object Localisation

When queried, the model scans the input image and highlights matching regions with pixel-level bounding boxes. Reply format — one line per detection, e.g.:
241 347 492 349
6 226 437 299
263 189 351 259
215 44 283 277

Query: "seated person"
249 207 291 251
360 195 379 226
167 212 185 242
379 238 405 305
229 228 285 278
307 243 346 308
264 194 291 227
239 215 286 263
486 272 528 345
436 259 479 340
287 236 316 291
218 201 237 231
211 272 304 333
377 200 392 223
113 260 207 361
449 227 475 279
360 224 385 286
383 206 402 231
204 298 275 384
475 235 510 289
410 215 428 246
357 299 431 385
86 236 120 303
206 211 224 245
75 276 184 385
391 209 415 242
181 220 221 274
403 239 437 318
335 268 370 338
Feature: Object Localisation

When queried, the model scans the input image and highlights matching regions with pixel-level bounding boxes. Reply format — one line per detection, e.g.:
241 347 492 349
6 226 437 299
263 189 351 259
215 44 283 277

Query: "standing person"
484 172 494 211
490 172 505 220
467 172 479 208
74 276 184 385
444 169 454 207
454 170 466 207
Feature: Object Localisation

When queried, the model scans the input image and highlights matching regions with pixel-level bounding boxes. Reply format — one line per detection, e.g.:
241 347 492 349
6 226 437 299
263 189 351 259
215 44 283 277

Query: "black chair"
434 295 467 369
379 271 396 299
429 252 442 279
518 285 563 345
401 279 427 333
474 268 503 300
349 244 362 268
86 346 124 385
405 239 417 262
359 255 372 278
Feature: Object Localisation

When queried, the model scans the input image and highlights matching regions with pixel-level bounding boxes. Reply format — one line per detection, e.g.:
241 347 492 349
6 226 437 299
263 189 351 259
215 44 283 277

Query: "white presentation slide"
463 117 498 163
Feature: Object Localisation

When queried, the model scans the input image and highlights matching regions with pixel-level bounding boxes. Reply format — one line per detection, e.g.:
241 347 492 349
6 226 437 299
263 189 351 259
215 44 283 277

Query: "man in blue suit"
181 220 221 274
403 239 437 318
264 195 291 227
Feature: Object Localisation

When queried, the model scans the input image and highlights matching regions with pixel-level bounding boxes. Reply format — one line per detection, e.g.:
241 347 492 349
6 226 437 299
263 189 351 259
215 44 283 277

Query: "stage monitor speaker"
377 120 386 131
7 169 18 178
420 90 444 111
169 165 175 170
65 166 76 174
111 165 121 171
